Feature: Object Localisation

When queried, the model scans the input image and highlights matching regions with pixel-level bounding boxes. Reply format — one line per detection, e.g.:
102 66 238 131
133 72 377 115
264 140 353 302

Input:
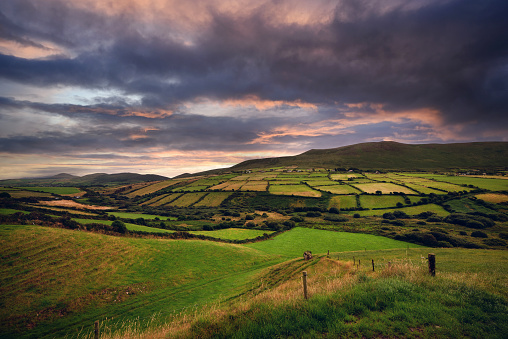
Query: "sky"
0 0 507 179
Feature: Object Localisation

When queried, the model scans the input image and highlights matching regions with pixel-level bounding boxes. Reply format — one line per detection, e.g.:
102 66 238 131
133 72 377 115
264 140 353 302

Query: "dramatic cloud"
0 0 507 178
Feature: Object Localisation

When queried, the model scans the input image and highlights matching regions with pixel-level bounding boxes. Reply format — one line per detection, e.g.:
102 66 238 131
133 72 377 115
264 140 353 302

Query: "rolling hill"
188 141 508 176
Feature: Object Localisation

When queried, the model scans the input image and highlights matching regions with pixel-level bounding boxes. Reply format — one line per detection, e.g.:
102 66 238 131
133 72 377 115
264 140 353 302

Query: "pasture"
269 184 321 198
359 195 406 209
328 195 357 209
126 180 178 197
189 228 274 240
18 187 82 195
351 182 416 194
246 227 422 258
193 192 232 207
349 203 449 217
167 193 207 207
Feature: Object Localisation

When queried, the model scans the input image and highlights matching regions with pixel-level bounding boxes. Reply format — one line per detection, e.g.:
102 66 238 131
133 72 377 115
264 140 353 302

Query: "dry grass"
37 200 112 210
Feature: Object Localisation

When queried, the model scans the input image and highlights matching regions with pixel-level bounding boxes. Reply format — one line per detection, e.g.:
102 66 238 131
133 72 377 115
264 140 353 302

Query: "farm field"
108 212 176 220
167 192 207 207
240 181 268 191
0 224 279 338
317 184 360 194
246 227 422 258
328 195 357 209
351 182 416 194
349 203 449 217
19 187 82 195
189 228 274 240
193 192 232 207
359 195 406 209
269 184 321 197
476 193 508 204
126 180 179 197
149 193 182 206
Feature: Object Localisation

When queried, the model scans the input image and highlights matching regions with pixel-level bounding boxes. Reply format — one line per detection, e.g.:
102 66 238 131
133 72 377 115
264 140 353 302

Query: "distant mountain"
187 141 508 176
0 172 168 187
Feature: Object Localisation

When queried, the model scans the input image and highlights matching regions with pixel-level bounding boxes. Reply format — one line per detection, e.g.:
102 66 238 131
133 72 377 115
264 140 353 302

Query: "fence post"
372 259 375 272
428 253 436 276
353 256 355 265
94 320 99 339
302 271 308 299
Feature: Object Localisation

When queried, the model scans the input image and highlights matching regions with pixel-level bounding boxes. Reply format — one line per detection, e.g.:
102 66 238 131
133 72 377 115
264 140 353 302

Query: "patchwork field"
189 228 274 240
269 184 322 197
167 192 207 207
359 195 406 209
476 193 508 204
328 195 357 209
317 184 360 194
193 192 232 207
126 180 179 197
351 182 416 194
349 203 449 217
246 227 422 258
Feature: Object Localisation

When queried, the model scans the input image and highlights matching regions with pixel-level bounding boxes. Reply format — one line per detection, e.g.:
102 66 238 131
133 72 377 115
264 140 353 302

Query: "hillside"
0 172 168 187
190 141 508 176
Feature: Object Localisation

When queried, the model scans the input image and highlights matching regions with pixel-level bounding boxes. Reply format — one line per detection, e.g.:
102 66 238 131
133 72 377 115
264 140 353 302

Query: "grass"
476 193 508 204
0 225 280 338
189 228 274 240
328 195 357 209
108 212 176 221
348 203 449 217
316 184 360 194
126 180 179 197
193 192 232 207
269 184 322 198
246 227 422 258
0 208 29 215
19 187 81 195
352 182 416 194
420 175 508 191
106 248 508 339
359 195 405 209
167 193 207 207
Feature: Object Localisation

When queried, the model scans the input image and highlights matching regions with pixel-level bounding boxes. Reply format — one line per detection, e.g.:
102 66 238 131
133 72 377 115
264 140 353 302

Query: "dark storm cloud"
0 0 507 160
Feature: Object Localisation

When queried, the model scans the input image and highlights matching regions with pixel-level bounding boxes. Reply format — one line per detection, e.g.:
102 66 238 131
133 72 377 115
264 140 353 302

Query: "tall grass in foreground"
97 250 508 339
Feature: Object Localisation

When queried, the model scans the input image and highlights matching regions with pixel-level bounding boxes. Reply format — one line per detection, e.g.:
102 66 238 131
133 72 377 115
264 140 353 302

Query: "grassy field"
126 180 179 197
19 187 82 195
108 212 176 220
189 228 274 240
328 195 357 209
316 184 360 194
269 184 321 198
246 227 422 258
352 183 416 194
167 193 207 207
150 193 183 207
193 192 232 207
0 208 29 215
476 193 508 204
359 195 406 209
0 225 280 338
348 203 449 217
417 175 508 191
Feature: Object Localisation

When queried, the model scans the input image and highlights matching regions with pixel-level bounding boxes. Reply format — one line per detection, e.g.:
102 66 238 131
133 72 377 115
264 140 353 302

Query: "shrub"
245 214 255 220
353 213 361 218
390 220 405 226
427 216 442 222
416 221 426 225
306 211 322 217
328 207 340 214
483 238 507 247
459 231 467 236
290 216 304 222
111 220 127 234
382 212 395 220
324 215 348 222
499 232 508 240
393 210 409 219
437 241 453 248
471 231 488 238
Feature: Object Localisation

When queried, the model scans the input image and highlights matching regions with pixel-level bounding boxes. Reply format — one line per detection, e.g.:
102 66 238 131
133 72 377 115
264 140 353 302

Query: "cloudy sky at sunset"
1 0 507 179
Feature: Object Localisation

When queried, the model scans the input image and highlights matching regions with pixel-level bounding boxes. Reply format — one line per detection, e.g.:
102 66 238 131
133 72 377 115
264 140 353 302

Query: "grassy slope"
246 227 422 258
0 225 279 338
226 141 508 172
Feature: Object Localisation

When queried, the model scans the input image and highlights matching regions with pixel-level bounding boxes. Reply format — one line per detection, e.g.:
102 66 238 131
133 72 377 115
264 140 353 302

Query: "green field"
189 228 274 240
246 227 422 258
328 195 357 209
359 195 406 209
269 184 321 197
0 208 29 215
108 212 176 220
349 203 449 217
18 187 82 195
352 183 416 194
126 180 179 197
193 192 232 207
0 224 279 338
167 192 207 207
316 184 360 195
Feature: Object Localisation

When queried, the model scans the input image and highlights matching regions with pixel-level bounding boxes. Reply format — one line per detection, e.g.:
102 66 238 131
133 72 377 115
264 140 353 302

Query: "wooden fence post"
372 259 375 272
428 253 436 276
94 320 99 339
302 271 308 299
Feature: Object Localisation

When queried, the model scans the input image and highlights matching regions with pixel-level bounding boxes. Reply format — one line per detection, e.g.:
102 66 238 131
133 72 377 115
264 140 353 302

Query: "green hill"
190 141 508 176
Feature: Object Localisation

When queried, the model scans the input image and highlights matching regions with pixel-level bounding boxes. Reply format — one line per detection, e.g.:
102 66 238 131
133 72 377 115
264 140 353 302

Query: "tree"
112 220 127 234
